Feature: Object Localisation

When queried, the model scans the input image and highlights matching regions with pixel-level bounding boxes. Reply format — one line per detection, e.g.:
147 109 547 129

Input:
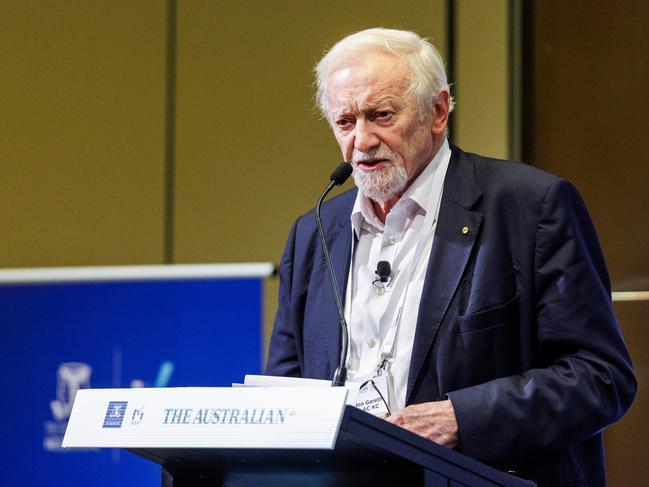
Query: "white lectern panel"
63 387 348 450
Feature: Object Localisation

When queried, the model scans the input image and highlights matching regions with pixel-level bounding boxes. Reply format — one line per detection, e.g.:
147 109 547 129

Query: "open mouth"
358 158 389 170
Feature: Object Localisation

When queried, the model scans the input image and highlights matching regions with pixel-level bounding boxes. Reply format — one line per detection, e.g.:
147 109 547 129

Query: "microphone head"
376 260 391 282
330 162 353 186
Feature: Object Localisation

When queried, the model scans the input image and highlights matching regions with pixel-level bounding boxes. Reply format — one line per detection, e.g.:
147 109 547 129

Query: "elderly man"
266 28 635 486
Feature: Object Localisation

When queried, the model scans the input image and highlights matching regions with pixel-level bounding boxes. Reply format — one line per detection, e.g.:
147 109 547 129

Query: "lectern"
63 387 535 487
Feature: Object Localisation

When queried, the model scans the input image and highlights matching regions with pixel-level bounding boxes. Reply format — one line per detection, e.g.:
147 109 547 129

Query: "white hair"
315 27 454 121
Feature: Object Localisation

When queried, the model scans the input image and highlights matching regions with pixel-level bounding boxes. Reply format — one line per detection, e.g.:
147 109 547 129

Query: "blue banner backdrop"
0 277 264 486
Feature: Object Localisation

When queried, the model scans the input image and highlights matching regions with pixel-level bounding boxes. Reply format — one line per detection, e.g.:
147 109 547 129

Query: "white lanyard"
375 163 446 374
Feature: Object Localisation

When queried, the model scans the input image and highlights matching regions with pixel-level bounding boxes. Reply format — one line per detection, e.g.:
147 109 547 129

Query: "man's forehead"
327 54 412 112
329 52 410 86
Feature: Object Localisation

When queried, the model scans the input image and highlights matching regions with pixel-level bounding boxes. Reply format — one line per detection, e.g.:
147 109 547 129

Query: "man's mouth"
356 158 389 170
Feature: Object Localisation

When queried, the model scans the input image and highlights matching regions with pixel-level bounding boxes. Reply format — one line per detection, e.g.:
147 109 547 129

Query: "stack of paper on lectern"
239 374 332 388
240 375 390 417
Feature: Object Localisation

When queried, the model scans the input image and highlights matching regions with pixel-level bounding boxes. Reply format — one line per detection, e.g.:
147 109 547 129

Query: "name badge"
346 373 390 417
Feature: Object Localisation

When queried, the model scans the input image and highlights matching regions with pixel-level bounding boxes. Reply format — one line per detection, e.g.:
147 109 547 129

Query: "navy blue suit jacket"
266 145 636 486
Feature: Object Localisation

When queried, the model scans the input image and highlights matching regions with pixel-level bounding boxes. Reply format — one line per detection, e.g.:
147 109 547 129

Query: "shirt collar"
351 139 451 238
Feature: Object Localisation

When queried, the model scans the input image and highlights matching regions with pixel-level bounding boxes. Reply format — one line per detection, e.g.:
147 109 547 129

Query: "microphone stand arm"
315 180 349 387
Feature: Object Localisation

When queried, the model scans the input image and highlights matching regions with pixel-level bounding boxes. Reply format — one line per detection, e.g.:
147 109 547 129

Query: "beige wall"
0 1 167 267
454 0 510 159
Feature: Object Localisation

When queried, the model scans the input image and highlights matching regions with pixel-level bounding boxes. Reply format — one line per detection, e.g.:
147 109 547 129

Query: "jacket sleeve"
265 220 303 377
447 179 637 467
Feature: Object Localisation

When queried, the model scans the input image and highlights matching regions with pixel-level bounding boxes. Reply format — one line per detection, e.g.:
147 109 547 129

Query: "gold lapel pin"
461 226 470 235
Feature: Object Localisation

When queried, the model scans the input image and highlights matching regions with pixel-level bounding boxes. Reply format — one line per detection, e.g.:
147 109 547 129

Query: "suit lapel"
406 148 483 403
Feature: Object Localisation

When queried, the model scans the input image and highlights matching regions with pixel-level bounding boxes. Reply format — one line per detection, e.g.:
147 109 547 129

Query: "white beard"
351 146 408 204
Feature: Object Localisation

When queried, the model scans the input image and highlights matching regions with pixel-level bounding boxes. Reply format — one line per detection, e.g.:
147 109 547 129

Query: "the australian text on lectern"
63 386 535 487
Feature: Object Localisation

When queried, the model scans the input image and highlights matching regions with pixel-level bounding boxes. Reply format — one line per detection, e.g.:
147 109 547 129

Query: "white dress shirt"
344 140 451 410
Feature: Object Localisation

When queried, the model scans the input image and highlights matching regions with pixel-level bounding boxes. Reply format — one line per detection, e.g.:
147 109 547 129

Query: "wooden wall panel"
0 1 166 267
609 301 649 485
529 0 649 285
454 0 510 159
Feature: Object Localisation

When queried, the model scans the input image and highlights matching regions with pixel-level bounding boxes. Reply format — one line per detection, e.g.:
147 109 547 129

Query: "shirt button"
387 236 397 245
375 287 385 296
367 338 377 348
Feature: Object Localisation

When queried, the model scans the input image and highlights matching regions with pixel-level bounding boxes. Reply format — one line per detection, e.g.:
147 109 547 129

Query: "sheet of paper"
241 375 388 418
242 374 331 388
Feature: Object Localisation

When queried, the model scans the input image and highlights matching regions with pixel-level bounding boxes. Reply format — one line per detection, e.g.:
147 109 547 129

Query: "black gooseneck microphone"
315 162 353 387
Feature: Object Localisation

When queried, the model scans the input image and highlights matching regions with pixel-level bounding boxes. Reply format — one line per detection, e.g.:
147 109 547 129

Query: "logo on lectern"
103 401 128 428
130 406 145 425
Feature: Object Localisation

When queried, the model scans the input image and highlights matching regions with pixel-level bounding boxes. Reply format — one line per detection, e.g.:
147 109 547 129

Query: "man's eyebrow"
330 93 404 119
331 108 352 119
333 97 399 118
363 98 407 115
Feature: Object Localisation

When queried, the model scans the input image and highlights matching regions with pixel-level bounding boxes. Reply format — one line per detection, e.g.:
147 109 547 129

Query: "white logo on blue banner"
43 362 93 452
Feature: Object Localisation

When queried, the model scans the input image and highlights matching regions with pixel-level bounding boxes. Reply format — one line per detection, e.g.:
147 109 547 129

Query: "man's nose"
353 120 380 152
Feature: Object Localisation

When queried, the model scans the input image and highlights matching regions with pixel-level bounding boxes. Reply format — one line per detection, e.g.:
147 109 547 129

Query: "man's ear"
431 90 450 135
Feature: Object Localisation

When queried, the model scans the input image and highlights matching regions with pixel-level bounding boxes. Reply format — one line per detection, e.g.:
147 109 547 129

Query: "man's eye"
376 111 392 119
336 118 352 128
